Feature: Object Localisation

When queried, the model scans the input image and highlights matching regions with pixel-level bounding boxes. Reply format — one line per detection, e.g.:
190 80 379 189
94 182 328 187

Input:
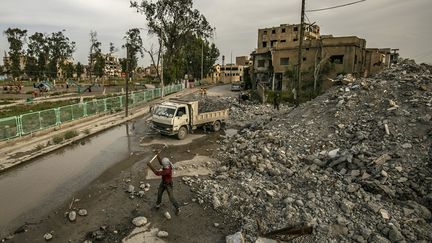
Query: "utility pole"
201 40 204 81
125 45 129 117
222 55 225 83
230 51 232 83
296 0 306 105
161 47 164 97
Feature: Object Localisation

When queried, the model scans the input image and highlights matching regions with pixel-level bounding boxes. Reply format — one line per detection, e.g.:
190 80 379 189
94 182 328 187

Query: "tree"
123 28 144 75
93 55 105 78
131 0 214 83
64 62 75 79
109 42 118 54
89 31 103 80
4 28 27 79
119 58 127 73
75 62 84 80
27 32 50 80
183 36 219 80
46 31 76 80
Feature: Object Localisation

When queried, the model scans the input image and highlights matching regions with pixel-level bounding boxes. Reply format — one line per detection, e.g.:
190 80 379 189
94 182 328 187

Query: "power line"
306 0 366 12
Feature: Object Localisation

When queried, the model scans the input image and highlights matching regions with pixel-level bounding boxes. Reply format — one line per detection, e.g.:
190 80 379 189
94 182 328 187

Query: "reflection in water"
0 125 132 236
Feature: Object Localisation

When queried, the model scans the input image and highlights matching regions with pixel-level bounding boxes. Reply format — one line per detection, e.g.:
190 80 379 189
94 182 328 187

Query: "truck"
151 99 229 140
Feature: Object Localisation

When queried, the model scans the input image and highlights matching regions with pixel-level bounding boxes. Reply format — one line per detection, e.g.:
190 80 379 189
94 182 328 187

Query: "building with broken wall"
251 23 396 91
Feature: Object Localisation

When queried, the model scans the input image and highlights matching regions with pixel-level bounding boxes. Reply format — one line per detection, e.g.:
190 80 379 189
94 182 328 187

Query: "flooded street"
0 123 137 236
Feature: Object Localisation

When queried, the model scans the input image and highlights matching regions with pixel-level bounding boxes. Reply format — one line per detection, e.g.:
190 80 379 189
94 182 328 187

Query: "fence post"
55 108 61 125
83 102 88 117
119 96 123 108
17 116 22 137
38 111 42 131
104 99 107 112
132 93 136 105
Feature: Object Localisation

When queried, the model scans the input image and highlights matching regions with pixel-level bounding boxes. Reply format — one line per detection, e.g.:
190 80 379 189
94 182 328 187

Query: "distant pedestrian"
147 153 180 215
203 88 207 99
273 93 280 110
200 88 204 98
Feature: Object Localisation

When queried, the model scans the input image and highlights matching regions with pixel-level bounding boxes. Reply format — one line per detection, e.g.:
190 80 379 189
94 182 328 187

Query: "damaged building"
251 23 399 91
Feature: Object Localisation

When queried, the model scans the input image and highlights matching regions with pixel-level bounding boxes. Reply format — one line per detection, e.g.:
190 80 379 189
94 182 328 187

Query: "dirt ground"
4 110 238 243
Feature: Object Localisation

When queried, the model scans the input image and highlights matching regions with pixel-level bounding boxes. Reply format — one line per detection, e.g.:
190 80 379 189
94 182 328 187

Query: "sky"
0 0 431 66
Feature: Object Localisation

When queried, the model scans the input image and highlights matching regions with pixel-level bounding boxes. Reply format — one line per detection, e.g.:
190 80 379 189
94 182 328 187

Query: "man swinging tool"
147 151 180 215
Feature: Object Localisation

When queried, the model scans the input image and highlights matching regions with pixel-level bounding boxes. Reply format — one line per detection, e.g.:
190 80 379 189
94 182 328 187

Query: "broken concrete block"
226 232 245 243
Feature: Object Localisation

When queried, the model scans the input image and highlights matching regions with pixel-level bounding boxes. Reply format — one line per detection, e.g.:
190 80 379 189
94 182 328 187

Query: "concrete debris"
182 59 432 242
157 230 169 238
43 233 53 241
78 209 88 216
132 217 148 227
127 185 135 193
379 209 390 220
68 211 77 222
226 231 245 243
164 211 171 220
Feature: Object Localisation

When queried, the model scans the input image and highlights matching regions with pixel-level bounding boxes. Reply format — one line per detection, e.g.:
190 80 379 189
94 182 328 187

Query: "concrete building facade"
251 23 396 91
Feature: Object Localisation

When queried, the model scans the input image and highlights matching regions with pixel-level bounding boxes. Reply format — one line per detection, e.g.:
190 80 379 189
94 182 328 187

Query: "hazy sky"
1 0 431 66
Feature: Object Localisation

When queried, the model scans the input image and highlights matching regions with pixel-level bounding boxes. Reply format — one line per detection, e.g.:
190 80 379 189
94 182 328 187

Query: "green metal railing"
0 84 183 141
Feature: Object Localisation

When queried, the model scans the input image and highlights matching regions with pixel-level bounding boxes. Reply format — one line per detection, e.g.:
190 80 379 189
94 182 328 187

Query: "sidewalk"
0 88 198 173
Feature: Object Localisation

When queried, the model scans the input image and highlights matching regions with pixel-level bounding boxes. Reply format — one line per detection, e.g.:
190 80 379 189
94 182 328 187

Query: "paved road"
0 85 232 238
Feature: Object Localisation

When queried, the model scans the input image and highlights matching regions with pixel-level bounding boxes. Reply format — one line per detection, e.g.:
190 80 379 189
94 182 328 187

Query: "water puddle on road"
0 124 138 236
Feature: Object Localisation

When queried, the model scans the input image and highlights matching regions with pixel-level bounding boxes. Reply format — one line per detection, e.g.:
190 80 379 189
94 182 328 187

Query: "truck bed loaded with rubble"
183 59 432 242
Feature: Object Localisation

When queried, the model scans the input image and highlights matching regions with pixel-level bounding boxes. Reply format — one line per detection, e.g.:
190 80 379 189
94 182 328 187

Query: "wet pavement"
0 84 237 240
0 123 139 237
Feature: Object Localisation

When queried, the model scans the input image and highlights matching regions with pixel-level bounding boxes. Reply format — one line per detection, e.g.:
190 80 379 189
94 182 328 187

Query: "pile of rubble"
183 59 432 242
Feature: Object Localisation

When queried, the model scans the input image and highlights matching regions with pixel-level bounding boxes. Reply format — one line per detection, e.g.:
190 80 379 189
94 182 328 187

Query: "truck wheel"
213 120 221 132
177 126 188 140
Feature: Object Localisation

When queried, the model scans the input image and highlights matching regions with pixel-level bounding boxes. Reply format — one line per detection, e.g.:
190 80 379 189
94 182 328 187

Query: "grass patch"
52 135 64 144
0 99 80 119
83 129 90 135
63 130 79 140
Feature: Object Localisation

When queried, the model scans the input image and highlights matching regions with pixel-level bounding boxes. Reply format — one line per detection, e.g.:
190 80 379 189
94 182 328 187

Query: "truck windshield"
154 106 176 118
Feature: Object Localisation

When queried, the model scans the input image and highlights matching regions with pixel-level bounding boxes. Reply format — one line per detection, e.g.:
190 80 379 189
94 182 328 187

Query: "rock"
395 166 403 172
157 230 169 238
68 211 77 222
328 149 340 159
144 183 150 191
78 209 88 216
132 216 148 227
373 154 392 165
340 199 354 213
213 195 221 208
388 225 404 242
371 234 391 243
255 237 278 243
214 223 220 227
407 200 432 220
295 200 304 207
351 170 361 177
127 185 135 193
380 209 390 220
401 143 412 149
164 211 171 220
265 190 276 198
347 183 359 193
337 215 349 226
283 197 295 204
138 191 145 197
43 233 53 241
226 231 245 243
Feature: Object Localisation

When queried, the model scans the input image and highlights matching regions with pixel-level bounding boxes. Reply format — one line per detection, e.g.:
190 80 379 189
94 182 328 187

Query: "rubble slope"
184 59 432 242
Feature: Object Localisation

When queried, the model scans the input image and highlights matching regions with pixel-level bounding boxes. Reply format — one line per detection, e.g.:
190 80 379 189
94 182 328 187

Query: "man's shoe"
175 207 181 216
